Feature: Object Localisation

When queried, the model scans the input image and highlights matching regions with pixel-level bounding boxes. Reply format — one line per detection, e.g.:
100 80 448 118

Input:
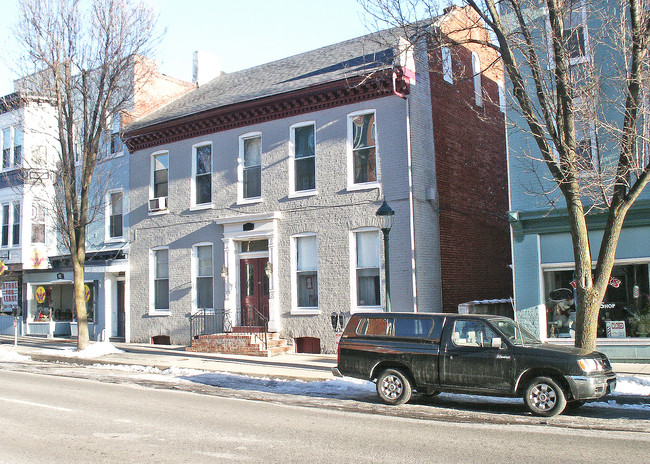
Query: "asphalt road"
1 368 649 464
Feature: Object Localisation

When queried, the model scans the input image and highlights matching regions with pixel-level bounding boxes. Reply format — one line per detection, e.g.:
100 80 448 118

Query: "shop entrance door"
239 258 269 329
111 280 125 338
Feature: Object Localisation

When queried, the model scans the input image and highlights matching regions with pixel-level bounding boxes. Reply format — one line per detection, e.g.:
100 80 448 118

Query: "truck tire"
376 369 412 405
524 376 567 417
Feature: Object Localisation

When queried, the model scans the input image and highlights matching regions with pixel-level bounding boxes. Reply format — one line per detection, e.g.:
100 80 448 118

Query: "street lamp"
375 199 394 312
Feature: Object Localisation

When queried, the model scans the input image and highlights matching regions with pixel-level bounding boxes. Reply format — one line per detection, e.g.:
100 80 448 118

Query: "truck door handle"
496 354 511 360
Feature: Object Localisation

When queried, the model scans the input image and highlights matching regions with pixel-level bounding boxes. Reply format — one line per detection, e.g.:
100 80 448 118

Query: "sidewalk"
1 335 649 380
0 335 336 381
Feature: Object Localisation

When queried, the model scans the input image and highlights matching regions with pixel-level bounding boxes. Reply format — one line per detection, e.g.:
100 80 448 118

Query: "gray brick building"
124 8 512 353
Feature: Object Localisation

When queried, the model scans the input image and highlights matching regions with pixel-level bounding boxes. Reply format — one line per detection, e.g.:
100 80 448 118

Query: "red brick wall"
429 16 513 312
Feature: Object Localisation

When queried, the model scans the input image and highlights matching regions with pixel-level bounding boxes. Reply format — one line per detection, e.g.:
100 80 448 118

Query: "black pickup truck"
332 313 616 416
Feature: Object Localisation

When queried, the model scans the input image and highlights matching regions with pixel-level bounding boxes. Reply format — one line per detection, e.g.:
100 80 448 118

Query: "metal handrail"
189 309 231 341
240 304 269 350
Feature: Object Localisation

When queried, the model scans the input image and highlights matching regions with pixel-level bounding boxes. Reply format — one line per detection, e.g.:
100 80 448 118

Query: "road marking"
0 397 74 412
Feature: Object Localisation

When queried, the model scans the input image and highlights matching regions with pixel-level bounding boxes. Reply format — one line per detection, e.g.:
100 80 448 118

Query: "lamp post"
375 199 394 312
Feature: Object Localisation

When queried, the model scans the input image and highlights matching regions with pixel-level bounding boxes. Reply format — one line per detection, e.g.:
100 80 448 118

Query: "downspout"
405 97 418 313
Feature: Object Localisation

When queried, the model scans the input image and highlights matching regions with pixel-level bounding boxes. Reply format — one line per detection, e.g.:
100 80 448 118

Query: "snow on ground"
0 348 31 362
40 341 123 358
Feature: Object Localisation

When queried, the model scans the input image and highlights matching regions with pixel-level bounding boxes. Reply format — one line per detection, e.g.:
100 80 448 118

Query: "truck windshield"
492 319 541 346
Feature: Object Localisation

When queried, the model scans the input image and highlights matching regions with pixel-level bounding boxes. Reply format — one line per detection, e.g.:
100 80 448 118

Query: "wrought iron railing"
189 309 231 341
189 307 269 350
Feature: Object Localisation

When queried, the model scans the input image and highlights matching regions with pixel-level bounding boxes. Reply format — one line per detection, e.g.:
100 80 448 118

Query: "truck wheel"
524 376 567 417
376 369 412 405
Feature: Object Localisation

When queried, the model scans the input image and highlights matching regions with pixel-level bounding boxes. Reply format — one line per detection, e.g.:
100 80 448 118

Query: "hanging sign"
35 286 47 304
0 260 5 275
84 284 91 303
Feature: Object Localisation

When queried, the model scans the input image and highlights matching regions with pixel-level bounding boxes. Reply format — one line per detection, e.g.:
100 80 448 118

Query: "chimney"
192 50 222 86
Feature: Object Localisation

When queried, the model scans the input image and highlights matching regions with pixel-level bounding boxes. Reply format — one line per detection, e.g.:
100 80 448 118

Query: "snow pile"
614 374 650 396
0 347 31 362
41 341 123 358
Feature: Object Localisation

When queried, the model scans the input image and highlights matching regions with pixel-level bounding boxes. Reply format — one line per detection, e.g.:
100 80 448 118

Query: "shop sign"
35 286 47 304
84 284 91 303
2 281 18 305
606 321 626 338
0 260 5 276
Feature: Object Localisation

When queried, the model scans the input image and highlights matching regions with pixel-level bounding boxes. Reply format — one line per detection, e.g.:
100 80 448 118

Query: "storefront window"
30 283 95 323
543 264 650 338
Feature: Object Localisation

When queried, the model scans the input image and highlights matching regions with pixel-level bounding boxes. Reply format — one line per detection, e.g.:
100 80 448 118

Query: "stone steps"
187 332 292 357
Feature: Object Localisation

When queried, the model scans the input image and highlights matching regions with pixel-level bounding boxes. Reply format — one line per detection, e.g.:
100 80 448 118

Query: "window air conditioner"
149 196 167 212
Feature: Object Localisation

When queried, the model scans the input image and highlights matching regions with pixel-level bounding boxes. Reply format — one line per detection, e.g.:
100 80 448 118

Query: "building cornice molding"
124 69 401 152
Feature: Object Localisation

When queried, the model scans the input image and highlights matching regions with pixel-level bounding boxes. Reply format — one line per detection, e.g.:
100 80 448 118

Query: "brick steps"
187 332 292 357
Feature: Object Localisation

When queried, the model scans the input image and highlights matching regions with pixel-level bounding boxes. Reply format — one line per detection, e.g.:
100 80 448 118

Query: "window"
354 230 381 309
575 115 598 172
239 133 262 201
441 46 453 83
2 128 10 169
451 320 499 347
31 202 45 244
193 244 213 311
12 202 20 246
152 248 169 312
544 264 650 339
152 152 169 199
107 190 123 239
472 52 483 107
349 111 377 187
563 0 588 62
13 128 22 166
1 204 9 247
290 123 316 194
293 234 318 311
109 114 123 156
356 317 434 338
193 143 212 206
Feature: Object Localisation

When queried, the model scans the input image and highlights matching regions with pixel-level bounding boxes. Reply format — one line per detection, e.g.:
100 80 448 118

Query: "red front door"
240 257 269 327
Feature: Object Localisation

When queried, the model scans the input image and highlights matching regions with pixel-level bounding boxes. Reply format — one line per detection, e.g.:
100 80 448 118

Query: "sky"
0 0 375 96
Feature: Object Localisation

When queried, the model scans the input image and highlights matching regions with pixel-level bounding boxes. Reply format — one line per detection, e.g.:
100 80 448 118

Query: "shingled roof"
126 29 403 133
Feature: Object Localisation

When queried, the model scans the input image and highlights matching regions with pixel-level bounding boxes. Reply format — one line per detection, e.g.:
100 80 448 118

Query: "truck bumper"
331 367 343 377
564 373 616 400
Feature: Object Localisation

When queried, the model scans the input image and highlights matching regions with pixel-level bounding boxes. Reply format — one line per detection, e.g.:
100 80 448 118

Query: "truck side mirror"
491 337 503 349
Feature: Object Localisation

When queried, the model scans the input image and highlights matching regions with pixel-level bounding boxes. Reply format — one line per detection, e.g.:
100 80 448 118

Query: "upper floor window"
290 123 316 195
563 1 588 62
2 127 21 170
353 229 381 310
150 152 169 212
472 52 483 107
107 190 123 239
193 243 213 311
0 202 19 247
239 133 262 202
193 143 212 206
2 204 10 247
108 114 124 157
293 234 319 312
348 111 377 188
441 46 453 84
152 248 169 312
31 202 45 244
12 202 20 246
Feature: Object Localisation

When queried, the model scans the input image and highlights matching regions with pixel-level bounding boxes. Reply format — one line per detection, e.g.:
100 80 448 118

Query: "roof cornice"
124 69 400 152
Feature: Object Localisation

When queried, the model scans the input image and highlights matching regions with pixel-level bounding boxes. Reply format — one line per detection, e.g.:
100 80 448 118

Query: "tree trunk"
73 249 89 351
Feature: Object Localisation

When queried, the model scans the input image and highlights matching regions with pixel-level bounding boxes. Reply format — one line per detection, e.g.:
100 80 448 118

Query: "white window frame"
191 242 214 313
238 132 263 204
105 188 124 242
472 52 483 107
11 201 20 247
31 201 46 245
150 150 169 215
545 1 590 68
191 141 213 209
347 110 379 191
291 233 320 315
441 46 453 84
1 126 22 171
1 203 10 248
289 122 317 198
106 113 124 159
349 228 383 314
149 246 170 315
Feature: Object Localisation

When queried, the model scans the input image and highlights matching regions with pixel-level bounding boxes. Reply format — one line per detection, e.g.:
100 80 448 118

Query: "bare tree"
360 0 650 351
14 0 161 349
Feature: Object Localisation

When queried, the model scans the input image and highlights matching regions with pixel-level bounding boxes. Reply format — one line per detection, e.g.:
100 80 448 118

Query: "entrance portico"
218 212 281 333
